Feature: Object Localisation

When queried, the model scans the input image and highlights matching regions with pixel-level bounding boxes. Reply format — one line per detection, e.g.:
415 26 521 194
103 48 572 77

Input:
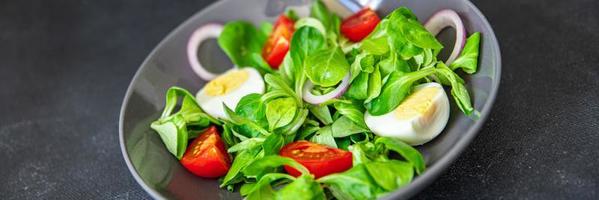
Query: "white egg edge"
195 67 265 120
365 82 450 146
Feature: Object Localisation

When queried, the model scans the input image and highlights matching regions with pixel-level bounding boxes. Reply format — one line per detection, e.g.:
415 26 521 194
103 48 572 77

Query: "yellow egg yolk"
395 87 439 120
204 70 249 96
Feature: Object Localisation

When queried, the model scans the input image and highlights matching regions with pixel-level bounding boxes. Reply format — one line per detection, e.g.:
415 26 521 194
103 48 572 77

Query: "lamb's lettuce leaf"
234 93 268 138
290 26 326 95
450 32 481 74
218 21 272 73
365 67 437 116
375 137 425 174
304 47 350 87
150 87 218 159
310 126 337 148
265 97 297 131
435 62 479 118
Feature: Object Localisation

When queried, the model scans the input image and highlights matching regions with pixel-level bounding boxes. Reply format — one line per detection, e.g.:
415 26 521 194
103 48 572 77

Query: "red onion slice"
424 9 466 65
302 73 351 105
187 24 225 80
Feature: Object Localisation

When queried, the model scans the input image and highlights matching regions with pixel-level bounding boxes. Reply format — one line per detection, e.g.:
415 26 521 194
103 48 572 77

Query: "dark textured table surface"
0 0 597 199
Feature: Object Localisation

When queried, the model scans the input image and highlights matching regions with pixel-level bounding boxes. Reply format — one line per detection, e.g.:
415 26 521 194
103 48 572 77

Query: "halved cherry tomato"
180 126 231 178
279 141 353 178
340 8 381 42
262 15 295 69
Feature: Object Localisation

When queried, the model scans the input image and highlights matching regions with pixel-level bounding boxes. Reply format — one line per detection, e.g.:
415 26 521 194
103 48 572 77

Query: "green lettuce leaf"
218 21 272 73
450 32 481 74
150 87 217 159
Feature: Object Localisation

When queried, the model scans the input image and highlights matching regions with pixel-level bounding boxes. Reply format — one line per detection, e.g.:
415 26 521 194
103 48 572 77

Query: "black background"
0 0 597 199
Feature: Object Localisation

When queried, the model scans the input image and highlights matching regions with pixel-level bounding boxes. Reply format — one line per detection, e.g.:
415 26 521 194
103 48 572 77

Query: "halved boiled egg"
196 67 264 119
365 82 450 146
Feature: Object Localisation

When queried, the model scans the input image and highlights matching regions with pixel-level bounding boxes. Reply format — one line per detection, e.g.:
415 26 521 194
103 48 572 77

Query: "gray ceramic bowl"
119 0 500 199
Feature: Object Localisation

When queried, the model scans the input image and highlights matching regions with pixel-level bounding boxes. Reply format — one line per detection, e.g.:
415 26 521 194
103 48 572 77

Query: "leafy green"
350 132 373 144
349 142 377 165
399 18 443 50
310 126 337 148
365 160 413 191
376 137 425 174
290 26 326 95
262 133 285 156
331 116 369 138
359 54 377 73
242 173 294 198
236 94 267 121
261 73 310 136
244 181 277 200
159 87 219 124
295 17 326 35
310 85 336 95
265 97 297 131
279 108 309 136
150 87 217 159
227 138 265 153
317 164 383 200
393 7 419 20
224 104 270 136
399 42 423 60
304 47 350 87
285 9 299 21
334 101 368 129
243 174 324 200
362 7 442 56
335 137 352 150
221 123 239 148
279 53 295 86
435 63 478 117
365 65 382 103
240 173 288 195
234 94 268 138
264 74 302 104
310 0 336 33
218 21 272 73
349 53 378 82
231 127 250 141
378 52 410 76
297 124 320 140
276 175 325 200
318 138 420 199
450 32 481 74
360 36 389 55
327 16 342 46
150 115 187 159
346 72 369 100
259 22 273 38
221 146 262 187
365 67 437 115
243 155 309 179
308 105 333 125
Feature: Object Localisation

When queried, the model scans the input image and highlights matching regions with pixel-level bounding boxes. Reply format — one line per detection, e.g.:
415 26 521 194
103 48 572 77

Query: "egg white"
365 82 450 146
196 67 265 120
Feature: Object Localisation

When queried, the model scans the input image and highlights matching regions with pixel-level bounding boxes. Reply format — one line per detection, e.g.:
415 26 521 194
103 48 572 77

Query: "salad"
150 1 481 199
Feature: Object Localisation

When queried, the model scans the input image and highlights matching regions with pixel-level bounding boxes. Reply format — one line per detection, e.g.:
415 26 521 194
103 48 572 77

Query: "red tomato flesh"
180 126 231 178
264 37 290 69
263 15 295 69
340 8 381 42
279 141 353 178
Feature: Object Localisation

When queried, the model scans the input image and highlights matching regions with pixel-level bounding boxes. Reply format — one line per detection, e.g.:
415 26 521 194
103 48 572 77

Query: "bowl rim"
118 0 501 199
